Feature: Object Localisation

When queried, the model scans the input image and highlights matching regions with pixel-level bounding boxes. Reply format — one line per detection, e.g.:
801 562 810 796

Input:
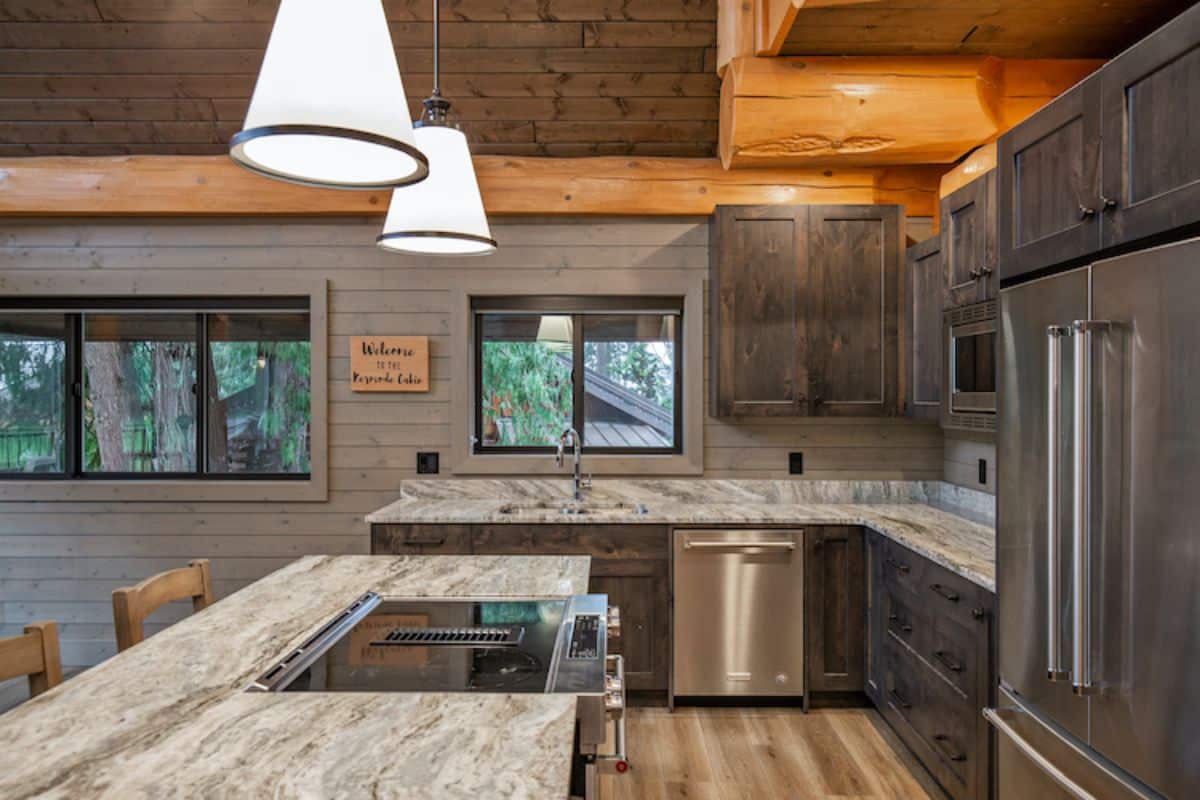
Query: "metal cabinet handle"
933 650 964 673
933 733 967 762
684 540 795 550
1078 204 1096 220
929 583 959 602
888 613 913 634
403 532 447 546
1070 320 1112 695
889 689 911 709
1101 196 1118 211
885 557 911 574
1047 325 1070 680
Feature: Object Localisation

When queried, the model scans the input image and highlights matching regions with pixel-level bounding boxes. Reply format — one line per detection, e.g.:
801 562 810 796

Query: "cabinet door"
807 205 902 417
941 172 996 308
805 526 865 693
709 205 809 417
590 565 670 692
905 237 944 421
1100 3 1200 249
997 75 1102 282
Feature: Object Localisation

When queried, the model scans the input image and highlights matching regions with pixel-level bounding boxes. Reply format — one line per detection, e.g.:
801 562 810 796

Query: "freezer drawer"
672 528 804 697
987 687 1158 800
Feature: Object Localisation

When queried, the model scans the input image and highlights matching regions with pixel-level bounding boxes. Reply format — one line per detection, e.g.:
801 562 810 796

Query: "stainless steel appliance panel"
988 687 1156 800
998 268 1090 741
672 529 804 697
1084 238 1200 798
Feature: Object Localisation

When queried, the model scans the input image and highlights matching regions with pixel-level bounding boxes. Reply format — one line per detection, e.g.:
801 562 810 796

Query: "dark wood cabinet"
709 205 809 417
371 522 671 693
1100 2 1200 249
710 204 903 418
997 75 1103 282
941 172 997 308
868 532 995 800
805 526 865 694
904 236 944 421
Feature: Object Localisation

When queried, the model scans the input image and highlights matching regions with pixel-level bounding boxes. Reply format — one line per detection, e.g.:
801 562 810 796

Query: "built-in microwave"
943 300 996 431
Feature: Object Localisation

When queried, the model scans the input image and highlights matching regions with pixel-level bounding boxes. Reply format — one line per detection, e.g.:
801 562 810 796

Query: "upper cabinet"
941 172 997 308
997 76 1103 281
904 236 943 422
1100 3 1200 248
999 4 1200 281
710 205 903 418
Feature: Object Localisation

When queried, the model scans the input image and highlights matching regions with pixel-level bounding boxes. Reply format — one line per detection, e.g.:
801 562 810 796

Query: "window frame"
0 296 313 482
471 295 684 456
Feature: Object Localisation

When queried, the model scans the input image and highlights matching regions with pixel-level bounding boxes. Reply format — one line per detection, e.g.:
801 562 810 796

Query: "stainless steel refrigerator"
991 236 1200 799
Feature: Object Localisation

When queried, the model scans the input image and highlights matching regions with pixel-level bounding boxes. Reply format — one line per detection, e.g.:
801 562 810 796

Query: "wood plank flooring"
601 707 934 800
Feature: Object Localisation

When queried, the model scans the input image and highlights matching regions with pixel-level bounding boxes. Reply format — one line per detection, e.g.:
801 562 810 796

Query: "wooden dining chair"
0 621 63 698
112 559 214 652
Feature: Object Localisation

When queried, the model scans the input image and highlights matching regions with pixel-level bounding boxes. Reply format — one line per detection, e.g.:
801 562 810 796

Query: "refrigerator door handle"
1071 319 1112 695
1047 325 1071 681
984 707 1098 800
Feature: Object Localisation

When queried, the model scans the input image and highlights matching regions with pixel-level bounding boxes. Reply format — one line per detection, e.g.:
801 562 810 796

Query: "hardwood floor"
601 706 935 800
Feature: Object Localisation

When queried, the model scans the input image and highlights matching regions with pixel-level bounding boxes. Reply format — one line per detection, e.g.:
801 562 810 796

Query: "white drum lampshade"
229 0 428 190
377 124 497 255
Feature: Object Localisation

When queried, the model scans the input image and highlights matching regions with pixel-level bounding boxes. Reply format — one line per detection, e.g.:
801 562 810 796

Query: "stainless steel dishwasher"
672 528 804 700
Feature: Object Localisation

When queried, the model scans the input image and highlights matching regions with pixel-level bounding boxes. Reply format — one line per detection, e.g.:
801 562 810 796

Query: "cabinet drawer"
881 540 929 598
929 606 982 697
883 587 927 656
371 524 472 555
917 662 978 792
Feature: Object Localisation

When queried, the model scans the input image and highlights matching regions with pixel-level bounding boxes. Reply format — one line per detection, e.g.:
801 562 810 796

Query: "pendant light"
377 0 497 256
230 0 428 190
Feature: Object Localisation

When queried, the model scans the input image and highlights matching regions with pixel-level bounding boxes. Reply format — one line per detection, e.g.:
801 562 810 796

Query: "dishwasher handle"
683 540 796 551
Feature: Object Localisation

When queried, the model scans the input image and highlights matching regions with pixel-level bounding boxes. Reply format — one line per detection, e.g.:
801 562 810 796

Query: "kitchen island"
0 555 591 799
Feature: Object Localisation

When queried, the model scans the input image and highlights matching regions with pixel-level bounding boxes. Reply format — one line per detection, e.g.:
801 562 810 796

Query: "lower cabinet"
805 526 865 694
866 530 996 800
370 523 671 692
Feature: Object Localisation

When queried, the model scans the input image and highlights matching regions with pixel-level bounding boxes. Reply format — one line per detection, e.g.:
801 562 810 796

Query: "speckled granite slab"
0 555 589 800
368 480 996 592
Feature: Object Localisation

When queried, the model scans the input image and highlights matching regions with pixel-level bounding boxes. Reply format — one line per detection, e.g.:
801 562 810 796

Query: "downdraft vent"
373 626 525 647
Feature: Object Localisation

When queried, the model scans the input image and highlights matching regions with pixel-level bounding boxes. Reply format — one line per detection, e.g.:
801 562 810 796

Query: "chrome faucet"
556 427 590 502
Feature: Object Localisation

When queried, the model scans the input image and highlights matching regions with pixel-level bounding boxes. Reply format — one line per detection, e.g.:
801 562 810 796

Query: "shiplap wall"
0 217 942 666
944 430 996 494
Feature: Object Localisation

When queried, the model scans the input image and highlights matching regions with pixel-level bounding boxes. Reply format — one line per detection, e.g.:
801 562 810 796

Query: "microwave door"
997 267 1089 743
1085 238 1200 798
951 319 998 413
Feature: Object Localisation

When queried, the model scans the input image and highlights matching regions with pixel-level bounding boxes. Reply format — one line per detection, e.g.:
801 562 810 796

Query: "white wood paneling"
0 217 944 666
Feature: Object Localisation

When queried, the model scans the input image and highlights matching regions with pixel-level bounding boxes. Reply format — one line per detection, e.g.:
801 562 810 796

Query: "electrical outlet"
789 452 804 475
417 452 440 475
978 458 988 486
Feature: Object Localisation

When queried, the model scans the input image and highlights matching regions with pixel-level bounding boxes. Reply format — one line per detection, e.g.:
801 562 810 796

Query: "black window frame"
472 295 684 456
0 296 311 481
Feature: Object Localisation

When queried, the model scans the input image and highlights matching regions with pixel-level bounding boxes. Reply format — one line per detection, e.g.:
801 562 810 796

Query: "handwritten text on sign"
350 336 429 392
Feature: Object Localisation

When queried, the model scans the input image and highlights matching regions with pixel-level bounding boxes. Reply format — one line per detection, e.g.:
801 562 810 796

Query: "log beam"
939 142 998 199
717 0 756 77
0 156 943 219
720 56 1101 169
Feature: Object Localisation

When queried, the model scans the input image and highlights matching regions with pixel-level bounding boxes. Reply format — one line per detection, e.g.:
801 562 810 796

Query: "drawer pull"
885 558 911 575
933 734 967 762
888 613 913 634
889 689 912 710
403 534 447 546
930 583 959 602
933 650 964 673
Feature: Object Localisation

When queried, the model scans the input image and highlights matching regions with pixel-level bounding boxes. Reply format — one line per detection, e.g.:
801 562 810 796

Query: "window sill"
451 451 702 477
0 477 328 503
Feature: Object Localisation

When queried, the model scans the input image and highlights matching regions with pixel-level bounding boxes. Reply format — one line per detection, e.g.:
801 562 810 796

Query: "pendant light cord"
432 0 441 98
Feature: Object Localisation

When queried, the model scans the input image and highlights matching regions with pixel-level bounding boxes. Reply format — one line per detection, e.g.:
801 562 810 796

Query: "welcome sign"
349 336 429 392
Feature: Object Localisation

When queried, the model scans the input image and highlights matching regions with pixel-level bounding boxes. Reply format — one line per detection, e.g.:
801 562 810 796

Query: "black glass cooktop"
274 598 568 694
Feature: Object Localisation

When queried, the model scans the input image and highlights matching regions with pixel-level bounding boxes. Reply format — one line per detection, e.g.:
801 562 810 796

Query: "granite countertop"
0 555 591 800
367 480 997 592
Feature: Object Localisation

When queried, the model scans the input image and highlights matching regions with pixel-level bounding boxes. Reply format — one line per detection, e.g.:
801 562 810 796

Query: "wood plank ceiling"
781 0 1195 58
0 0 720 157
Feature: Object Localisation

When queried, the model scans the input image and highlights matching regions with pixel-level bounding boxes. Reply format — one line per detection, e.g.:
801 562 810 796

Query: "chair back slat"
0 621 63 697
112 559 214 652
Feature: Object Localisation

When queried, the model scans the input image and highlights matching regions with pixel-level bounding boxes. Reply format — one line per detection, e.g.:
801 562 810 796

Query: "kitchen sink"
497 501 649 517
